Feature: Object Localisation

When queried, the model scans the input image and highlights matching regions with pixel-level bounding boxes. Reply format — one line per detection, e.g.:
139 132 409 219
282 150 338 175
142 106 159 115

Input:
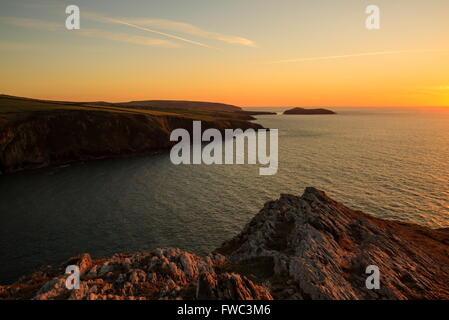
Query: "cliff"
1 188 448 300
0 95 262 174
283 107 336 115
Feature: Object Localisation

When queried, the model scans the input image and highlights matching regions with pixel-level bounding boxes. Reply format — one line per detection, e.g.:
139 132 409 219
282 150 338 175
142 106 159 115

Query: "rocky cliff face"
0 110 261 174
1 188 448 300
217 187 449 299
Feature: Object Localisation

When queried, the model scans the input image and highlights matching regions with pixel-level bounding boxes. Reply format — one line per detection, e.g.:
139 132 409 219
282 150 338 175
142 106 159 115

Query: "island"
283 107 336 115
1 187 448 300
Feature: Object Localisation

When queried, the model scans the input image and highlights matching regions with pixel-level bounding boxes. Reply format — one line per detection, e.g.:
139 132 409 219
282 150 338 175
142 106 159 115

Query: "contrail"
106 17 215 49
269 49 449 64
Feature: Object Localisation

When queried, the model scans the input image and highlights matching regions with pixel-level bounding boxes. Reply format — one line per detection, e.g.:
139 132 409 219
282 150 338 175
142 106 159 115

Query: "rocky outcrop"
0 249 271 300
217 187 449 299
1 188 448 300
283 107 336 115
0 109 261 174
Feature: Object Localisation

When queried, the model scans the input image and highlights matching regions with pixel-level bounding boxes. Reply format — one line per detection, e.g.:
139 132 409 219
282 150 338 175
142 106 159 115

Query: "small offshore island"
283 107 336 115
1 188 448 300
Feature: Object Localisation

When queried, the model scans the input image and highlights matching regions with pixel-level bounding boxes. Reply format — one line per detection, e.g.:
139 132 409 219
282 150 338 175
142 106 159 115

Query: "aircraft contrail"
106 17 216 49
269 49 449 64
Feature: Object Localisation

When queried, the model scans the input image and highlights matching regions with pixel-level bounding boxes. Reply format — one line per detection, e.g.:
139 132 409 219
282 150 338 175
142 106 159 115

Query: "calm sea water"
1 107 448 283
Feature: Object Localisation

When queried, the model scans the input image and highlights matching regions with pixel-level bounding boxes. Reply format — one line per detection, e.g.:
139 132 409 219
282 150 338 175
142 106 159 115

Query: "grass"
0 94 249 124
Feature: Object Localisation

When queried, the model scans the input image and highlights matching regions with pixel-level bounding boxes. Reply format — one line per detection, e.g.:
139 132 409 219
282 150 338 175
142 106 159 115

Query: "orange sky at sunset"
1 0 449 107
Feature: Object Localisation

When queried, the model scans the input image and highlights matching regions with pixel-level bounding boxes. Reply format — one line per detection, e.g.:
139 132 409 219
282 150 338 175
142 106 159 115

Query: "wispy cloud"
268 49 449 64
125 18 257 47
1 10 256 50
0 41 39 51
433 85 449 91
84 12 255 49
77 28 181 48
104 17 214 49
0 17 61 31
408 85 449 99
420 85 449 96
0 17 180 48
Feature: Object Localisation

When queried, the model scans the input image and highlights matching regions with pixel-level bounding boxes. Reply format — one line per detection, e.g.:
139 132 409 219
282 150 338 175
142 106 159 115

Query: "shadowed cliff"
0 95 262 174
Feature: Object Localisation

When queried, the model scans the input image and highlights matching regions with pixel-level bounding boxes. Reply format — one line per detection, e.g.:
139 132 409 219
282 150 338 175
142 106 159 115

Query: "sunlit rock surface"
1 188 448 300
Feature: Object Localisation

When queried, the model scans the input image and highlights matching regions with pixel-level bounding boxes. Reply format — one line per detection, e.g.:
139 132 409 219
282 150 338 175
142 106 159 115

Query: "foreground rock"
0 250 272 300
283 107 336 115
1 188 448 300
217 188 449 299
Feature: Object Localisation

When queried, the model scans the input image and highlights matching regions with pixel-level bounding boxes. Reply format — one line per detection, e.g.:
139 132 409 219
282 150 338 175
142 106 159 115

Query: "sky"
0 0 448 107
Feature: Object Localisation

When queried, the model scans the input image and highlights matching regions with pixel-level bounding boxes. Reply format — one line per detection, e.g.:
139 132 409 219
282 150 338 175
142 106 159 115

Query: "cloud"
408 85 449 98
421 85 449 96
0 17 61 31
1 11 256 50
77 28 182 48
269 50 449 64
0 16 180 48
125 18 257 47
104 17 214 49
0 41 39 51
83 12 255 48
434 85 449 91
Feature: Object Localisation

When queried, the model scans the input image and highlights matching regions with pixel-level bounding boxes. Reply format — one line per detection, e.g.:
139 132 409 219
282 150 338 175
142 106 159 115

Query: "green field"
0 95 251 125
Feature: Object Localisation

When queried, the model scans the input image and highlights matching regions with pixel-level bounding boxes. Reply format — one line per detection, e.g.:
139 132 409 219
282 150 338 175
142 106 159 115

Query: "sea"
0 107 448 284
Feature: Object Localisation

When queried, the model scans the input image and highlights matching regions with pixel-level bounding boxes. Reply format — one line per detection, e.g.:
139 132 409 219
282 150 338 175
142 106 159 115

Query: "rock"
86 265 98 277
116 274 126 284
65 253 92 274
129 270 146 284
196 272 273 300
217 187 449 299
147 272 158 284
1 188 448 300
98 263 114 276
179 253 197 278
34 277 67 300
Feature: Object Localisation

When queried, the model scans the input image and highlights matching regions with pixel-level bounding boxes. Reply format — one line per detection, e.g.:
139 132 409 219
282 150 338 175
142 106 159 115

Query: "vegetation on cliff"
0 95 262 173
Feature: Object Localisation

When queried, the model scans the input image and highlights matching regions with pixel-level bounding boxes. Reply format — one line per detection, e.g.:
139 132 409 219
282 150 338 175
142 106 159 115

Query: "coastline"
2 188 448 300
0 95 262 174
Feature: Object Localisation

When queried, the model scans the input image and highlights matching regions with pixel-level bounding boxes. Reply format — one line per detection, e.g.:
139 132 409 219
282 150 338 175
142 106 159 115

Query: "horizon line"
1 93 448 109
